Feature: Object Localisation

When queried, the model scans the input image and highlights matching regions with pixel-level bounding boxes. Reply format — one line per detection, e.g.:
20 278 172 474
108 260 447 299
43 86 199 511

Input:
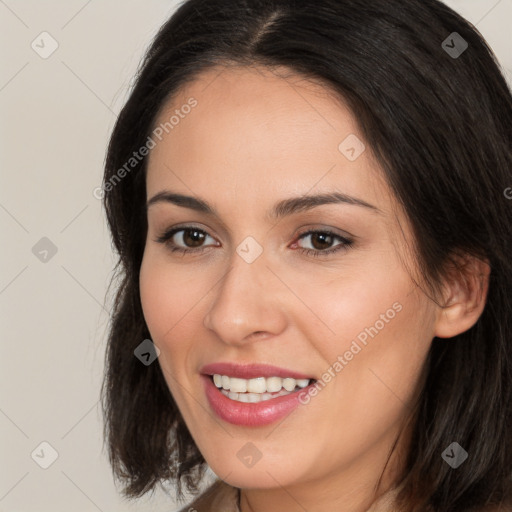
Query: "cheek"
293 254 434 413
139 253 198 406
139 256 172 340
290 251 415 353
139 250 200 342
138 249 216 393
321 283 433 428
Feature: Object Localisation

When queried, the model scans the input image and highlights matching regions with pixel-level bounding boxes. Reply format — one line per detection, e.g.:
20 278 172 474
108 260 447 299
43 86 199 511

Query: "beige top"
178 478 402 512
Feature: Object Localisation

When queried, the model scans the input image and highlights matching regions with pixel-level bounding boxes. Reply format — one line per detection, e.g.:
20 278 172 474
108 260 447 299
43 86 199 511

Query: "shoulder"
176 479 240 512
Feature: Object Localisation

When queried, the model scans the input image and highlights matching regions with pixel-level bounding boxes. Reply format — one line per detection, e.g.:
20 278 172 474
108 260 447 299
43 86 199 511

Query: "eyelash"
155 225 354 258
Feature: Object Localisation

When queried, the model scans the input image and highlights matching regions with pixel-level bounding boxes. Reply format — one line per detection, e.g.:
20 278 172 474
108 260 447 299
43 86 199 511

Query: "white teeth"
247 377 266 393
229 377 247 393
282 378 296 392
220 387 296 403
221 375 230 390
212 374 313 397
246 393 260 403
266 376 283 392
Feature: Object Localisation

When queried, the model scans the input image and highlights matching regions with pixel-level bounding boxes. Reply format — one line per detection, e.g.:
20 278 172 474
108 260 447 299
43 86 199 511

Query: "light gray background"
1 1 511 511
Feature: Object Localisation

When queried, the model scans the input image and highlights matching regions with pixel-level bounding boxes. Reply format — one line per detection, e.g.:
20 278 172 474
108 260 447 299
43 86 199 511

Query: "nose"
202 249 287 347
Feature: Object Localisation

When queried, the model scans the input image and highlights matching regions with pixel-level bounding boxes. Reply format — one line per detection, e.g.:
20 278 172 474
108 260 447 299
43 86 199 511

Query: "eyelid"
155 223 355 245
293 225 356 241
155 223 218 245
290 228 354 255
154 223 355 260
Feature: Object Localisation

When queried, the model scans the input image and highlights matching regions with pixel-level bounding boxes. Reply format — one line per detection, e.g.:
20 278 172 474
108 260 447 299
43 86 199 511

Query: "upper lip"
200 362 315 380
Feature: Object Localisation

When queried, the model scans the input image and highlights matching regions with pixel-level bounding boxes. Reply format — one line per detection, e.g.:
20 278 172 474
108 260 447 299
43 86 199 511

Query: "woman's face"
140 65 438 493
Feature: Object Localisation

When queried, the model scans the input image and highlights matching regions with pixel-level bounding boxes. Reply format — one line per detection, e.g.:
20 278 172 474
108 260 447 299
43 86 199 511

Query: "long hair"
100 1 512 510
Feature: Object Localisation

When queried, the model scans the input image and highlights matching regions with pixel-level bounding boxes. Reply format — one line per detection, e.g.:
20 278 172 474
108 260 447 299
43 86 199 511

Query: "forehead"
145 64 392 217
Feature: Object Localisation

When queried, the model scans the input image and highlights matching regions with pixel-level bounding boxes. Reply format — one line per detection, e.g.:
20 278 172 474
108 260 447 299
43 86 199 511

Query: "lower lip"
202 375 314 427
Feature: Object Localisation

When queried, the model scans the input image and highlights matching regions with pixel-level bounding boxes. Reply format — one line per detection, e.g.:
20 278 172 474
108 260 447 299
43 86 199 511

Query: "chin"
204 447 309 489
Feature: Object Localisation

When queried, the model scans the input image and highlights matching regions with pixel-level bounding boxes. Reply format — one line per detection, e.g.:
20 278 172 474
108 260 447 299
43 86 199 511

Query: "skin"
139 65 489 512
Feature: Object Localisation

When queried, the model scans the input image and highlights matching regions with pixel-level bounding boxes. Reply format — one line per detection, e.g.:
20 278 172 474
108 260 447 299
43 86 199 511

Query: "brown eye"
181 228 206 247
309 232 335 250
294 229 354 259
155 226 218 255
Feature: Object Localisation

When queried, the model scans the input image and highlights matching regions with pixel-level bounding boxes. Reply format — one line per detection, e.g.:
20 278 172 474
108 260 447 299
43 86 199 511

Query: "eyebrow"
146 190 382 220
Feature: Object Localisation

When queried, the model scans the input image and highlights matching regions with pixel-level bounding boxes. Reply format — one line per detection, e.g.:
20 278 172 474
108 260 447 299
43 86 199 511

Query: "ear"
434 252 491 339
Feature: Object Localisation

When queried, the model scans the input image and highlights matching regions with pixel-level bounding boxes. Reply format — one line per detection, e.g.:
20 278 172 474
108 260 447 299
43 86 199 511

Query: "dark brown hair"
100 0 512 510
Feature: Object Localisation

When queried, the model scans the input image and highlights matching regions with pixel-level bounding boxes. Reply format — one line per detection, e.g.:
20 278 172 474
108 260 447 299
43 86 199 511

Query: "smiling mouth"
209 374 316 403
